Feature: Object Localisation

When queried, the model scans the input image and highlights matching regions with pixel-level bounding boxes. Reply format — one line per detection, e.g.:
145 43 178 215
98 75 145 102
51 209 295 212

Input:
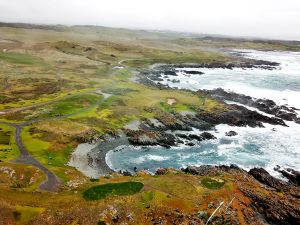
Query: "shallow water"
106 50 300 176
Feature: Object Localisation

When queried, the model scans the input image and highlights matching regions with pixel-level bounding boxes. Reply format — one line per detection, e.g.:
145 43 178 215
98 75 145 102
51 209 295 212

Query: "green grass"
0 125 19 162
21 126 74 167
0 130 10 145
140 191 155 204
201 177 225 189
83 182 144 200
0 52 44 65
46 93 103 117
14 93 104 121
21 126 51 165
115 68 132 80
159 102 175 113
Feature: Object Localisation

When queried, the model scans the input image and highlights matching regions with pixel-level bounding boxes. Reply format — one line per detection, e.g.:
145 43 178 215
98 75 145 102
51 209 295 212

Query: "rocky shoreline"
75 59 300 177
203 88 300 124
121 88 297 148
139 59 280 89
127 59 299 150
179 165 300 225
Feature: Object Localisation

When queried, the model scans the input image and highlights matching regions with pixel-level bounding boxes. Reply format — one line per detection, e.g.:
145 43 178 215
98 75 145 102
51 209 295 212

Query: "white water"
107 50 300 176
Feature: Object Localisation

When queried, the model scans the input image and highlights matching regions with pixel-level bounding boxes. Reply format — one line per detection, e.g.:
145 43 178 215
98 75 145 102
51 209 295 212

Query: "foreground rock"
182 165 300 225
249 167 300 198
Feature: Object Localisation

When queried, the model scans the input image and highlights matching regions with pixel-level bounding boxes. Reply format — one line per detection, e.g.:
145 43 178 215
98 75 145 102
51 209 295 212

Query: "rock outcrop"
182 165 300 225
204 88 300 124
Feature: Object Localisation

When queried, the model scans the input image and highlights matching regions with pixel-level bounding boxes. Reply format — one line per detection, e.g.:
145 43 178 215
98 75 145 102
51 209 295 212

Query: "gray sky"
0 0 300 40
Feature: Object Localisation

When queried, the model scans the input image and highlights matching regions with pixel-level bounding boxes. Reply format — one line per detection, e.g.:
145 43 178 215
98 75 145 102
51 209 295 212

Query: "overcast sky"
0 0 300 40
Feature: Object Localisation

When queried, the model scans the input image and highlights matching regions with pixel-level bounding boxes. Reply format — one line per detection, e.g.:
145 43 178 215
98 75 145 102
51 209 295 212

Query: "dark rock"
200 132 216 140
225 131 238 136
249 168 287 190
176 139 184 144
157 133 176 146
176 133 192 140
180 115 214 130
274 166 300 186
155 114 192 131
181 70 204 75
126 130 176 147
151 76 164 82
163 70 177 76
188 134 203 141
120 170 132 176
197 104 287 128
186 142 195 146
249 168 300 198
204 88 299 124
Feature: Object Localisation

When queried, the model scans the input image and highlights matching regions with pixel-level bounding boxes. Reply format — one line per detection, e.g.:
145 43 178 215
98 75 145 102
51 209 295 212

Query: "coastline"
70 50 300 179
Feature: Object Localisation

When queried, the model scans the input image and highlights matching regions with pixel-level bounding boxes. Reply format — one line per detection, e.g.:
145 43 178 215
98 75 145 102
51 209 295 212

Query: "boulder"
225 130 238 136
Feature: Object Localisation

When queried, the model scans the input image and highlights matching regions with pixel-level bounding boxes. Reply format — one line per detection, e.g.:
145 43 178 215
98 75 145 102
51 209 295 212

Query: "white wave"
135 155 171 164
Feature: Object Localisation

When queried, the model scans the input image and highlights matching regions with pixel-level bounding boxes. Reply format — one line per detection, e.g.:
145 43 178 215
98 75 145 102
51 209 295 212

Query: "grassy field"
0 52 45 65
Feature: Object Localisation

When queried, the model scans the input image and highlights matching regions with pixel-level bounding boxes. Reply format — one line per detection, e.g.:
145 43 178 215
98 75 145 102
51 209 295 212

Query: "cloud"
0 0 299 40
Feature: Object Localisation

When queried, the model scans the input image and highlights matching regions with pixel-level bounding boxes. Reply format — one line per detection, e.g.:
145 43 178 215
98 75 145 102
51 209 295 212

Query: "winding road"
0 90 111 192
